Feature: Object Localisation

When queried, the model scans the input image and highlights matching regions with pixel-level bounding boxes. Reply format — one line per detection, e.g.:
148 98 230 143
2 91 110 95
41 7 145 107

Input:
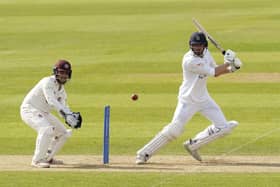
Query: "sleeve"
58 90 72 118
60 91 68 107
186 58 215 76
208 53 218 68
42 79 71 114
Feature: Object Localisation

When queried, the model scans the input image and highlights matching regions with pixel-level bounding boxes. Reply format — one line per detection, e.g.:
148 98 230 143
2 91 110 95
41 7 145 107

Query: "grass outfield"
1 172 280 187
0 0 280 186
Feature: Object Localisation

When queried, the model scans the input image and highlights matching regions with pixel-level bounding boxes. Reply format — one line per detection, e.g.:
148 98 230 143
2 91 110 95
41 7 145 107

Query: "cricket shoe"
31 159 50 168
48 158 64 165
183 139 202 162
135 154 150 165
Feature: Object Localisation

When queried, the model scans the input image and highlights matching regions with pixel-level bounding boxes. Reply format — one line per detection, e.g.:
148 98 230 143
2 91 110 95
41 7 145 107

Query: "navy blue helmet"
189 32 208 47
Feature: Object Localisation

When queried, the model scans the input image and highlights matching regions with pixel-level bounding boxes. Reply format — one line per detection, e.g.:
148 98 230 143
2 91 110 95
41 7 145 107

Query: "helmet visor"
56 69 70 84
190 43 205 56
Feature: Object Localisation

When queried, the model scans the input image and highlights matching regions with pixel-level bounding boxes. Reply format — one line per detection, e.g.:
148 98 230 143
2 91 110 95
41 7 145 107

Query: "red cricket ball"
131 94 138 101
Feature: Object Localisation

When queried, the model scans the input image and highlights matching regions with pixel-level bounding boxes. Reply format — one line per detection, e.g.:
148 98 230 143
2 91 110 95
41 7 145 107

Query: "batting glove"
228 58 242 72
224 49 236 64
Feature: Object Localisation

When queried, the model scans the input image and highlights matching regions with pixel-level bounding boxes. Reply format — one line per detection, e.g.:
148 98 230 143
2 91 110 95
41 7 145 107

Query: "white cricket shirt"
21 75 70 113
178 49 217 103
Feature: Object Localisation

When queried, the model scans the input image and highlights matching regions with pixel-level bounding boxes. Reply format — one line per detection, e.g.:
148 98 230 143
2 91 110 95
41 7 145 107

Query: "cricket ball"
131 94 138 101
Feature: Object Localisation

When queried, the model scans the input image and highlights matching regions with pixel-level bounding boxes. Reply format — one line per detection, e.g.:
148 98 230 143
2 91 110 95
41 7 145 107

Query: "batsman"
136 31 242 164
20 60 82 168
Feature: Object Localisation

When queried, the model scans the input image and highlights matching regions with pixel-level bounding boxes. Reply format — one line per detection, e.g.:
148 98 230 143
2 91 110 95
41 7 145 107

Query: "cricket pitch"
1 155 280 172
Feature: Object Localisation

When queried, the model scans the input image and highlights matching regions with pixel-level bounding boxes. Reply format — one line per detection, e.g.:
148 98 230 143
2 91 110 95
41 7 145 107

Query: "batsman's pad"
136 132 171 159
188 121 238 150
65 112 82 129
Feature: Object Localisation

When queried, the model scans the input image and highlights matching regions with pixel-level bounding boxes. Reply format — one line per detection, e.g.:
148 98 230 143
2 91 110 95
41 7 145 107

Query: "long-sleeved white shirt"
178 49 217 103
21 75 70 114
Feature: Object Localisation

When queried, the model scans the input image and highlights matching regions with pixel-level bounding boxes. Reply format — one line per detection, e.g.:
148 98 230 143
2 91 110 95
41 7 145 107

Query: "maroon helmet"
53 60 72 84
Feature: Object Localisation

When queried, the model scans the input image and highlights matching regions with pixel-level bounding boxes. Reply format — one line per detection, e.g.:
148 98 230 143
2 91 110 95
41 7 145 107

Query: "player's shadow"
51 159 280 171
54 163 182 171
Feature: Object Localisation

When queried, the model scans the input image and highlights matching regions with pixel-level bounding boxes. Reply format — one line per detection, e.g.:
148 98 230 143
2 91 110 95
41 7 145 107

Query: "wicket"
103 105 110 164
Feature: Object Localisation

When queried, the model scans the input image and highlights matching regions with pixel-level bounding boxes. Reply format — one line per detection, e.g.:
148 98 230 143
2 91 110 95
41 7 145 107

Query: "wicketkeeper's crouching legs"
32 126 55 167
21 106 73 168
44 113 73 164
46 129 72 164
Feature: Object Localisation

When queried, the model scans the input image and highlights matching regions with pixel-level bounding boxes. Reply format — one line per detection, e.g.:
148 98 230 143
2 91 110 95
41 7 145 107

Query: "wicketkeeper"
20 60 82 168
136 32 242 164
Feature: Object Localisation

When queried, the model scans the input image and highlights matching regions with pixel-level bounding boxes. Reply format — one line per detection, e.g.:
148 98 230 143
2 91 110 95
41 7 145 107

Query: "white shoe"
135 154 149 165
183 139 202 161
31 160 50 168
48 158 63 165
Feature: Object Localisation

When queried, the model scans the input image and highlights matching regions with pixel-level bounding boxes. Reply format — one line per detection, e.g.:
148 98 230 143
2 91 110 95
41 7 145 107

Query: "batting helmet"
189 32 208 47
189 32 208 57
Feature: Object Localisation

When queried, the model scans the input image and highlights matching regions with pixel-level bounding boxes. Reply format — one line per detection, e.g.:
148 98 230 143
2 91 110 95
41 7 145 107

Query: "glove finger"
234 58 242 67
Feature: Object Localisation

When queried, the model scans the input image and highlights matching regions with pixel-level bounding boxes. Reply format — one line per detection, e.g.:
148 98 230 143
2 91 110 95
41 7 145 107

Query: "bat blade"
192 18 226 55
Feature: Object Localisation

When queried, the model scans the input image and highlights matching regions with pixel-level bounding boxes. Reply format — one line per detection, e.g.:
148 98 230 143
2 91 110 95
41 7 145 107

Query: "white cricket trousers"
20 104 69 162
171 97 228 132
137 97 228 157
160 97 228 140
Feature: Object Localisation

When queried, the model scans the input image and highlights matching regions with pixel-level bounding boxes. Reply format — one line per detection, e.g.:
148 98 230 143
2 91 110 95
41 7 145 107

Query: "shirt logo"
199 74 207 79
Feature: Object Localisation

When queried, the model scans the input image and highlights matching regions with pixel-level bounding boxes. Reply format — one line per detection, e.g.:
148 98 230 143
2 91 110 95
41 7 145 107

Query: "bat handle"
222 50 226 55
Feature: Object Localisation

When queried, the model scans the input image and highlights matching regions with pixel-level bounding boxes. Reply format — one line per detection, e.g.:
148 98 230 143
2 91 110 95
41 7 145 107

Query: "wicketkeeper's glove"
60 110 82 129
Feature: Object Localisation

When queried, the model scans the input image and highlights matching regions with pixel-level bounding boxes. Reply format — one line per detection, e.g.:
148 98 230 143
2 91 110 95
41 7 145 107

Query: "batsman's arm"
214 64 231 77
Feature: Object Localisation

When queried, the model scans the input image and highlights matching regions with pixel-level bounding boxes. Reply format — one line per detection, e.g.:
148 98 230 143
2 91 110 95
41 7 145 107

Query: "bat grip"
222 50 226 55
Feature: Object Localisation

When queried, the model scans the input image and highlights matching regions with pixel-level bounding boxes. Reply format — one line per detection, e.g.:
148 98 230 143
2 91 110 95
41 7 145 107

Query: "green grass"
1 172 280 187
1 0 280 186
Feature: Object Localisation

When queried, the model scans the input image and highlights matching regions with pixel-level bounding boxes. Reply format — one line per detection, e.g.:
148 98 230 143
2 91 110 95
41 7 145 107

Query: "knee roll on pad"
162 121 184 140
54 129 72 141
220 120 239 135
190 121 239 150
214 120 238 132
228 120 238 128
39 126 55 137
